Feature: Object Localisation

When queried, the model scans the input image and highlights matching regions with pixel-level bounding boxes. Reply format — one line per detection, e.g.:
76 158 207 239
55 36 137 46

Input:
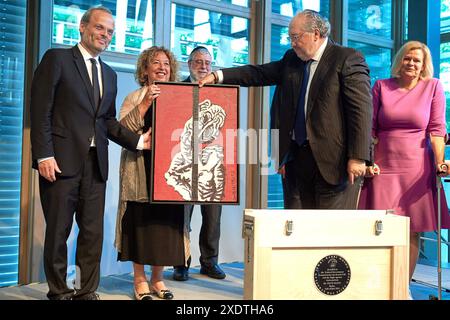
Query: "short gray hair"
80 6 113 25
297 9 330 38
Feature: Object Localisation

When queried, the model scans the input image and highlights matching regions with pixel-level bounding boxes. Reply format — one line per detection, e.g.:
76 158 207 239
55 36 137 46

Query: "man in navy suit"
30 6 149 300
201 10 372 210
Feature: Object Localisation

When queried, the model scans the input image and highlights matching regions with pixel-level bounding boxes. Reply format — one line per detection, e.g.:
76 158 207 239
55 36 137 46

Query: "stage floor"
0 262 448 300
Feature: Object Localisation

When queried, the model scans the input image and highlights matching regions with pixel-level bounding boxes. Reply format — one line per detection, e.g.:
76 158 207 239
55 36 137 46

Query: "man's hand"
347 158 366 184
143 128 152 150
38 158 61 182
278 165 286 179
198 73 216 87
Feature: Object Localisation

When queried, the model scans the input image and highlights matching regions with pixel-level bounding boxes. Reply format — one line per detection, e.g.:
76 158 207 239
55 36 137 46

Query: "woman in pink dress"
359 41 450 284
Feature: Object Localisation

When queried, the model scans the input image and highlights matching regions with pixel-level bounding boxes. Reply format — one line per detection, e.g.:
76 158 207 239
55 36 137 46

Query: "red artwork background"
151 83 239 204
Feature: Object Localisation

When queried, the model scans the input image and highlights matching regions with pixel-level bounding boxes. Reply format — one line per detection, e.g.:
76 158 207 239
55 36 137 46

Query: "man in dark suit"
30 6 149 300
201 10 372 209
173 46 226 281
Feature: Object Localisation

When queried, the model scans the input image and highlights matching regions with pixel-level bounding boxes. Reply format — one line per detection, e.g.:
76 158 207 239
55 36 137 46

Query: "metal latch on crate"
243 221 254 263
243 221 254 238
285 220 293 236
374 220 383 236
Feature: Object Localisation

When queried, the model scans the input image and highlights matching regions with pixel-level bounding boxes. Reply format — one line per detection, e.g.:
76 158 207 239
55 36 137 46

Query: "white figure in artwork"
165 99 226 201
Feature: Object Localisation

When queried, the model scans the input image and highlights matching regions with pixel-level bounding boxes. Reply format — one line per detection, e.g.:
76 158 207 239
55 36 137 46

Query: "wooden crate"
242 209 409 300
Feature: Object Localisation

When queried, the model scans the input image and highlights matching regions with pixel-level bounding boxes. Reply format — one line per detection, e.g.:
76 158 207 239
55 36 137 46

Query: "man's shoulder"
37 47 76 68
324 43 367 67
280 49 302 67
42 47 73 59
327 42 356 55
100 59 116 76
282 49 297 60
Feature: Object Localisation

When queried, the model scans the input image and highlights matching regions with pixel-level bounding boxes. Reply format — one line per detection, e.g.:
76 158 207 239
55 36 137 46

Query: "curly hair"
135 46 179 86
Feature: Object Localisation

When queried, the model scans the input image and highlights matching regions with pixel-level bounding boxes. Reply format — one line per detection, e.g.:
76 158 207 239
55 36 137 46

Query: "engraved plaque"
314 254 351 295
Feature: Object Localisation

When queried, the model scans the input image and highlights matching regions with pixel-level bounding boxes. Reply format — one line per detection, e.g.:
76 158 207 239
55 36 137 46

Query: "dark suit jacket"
222 40 372 185
30 45 139 181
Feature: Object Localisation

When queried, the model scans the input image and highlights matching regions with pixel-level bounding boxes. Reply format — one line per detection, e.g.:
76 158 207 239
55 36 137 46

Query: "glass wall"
267 24 291 209
404 0 408 40
348 0 392 38
0 0 27 287
347 0 393 84
217 0 249 7
272 0 329 17
270 25 290 61
442 0 450 34
442 42 450 130
52 0 155 54
170 3 249 69
347 41 391 83
441 0 450 130
437 0 450 266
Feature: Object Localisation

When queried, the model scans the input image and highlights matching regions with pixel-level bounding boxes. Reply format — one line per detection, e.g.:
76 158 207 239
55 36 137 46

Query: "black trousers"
283 142 361 209
39 149 105 299
176 204 222 268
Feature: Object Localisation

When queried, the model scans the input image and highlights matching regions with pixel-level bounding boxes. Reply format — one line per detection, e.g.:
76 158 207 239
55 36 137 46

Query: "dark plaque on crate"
314 254 351 295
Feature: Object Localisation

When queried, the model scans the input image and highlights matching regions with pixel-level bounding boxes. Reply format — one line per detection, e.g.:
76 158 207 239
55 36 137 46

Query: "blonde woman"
359 41 450 294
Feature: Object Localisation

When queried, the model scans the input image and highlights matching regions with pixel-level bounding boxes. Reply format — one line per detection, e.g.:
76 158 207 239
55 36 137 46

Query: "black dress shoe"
73 292 100 300
173 266 189 281
200 264 226 279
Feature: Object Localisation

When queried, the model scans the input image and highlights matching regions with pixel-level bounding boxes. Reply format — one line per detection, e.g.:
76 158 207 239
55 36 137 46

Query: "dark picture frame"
150 82 240 205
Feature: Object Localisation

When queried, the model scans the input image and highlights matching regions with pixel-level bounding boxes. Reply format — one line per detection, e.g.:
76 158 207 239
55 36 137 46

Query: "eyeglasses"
287 32 308 43
192 59 212 67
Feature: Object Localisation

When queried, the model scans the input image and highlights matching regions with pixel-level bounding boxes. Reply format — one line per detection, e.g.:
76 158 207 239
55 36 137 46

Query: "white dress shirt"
303 38 328 115
78 43 102 147
77 43 144 150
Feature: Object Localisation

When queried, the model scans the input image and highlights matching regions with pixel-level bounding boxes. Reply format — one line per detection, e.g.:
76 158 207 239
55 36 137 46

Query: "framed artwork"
150 82 239 204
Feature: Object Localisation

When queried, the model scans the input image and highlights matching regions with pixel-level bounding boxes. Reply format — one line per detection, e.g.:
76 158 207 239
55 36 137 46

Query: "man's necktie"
294 59 313 146
90 58 100 110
